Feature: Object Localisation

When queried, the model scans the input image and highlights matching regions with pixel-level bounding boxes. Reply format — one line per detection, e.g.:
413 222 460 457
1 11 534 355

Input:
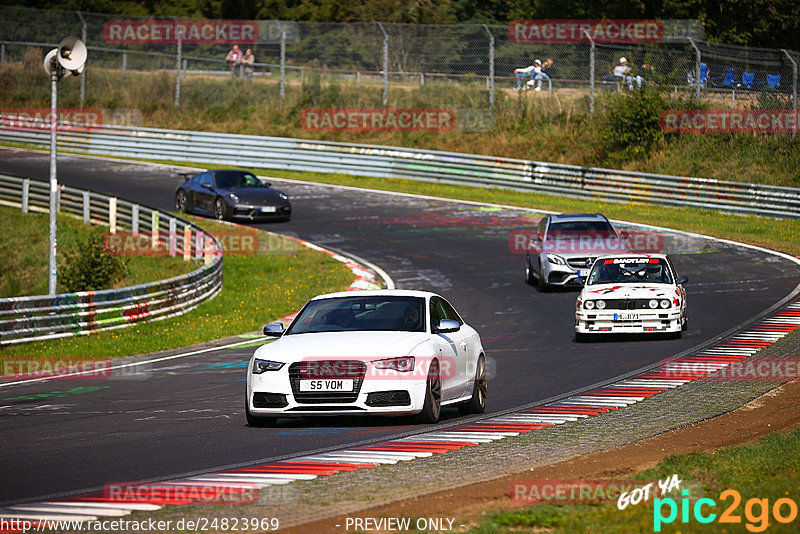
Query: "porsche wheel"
175 190 189 213
214 198 229 220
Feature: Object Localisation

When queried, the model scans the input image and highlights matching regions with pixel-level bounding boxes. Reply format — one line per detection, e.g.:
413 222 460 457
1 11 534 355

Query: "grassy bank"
2 56 798 188
0 216 355 361
469 426 800 533
0 205 194 297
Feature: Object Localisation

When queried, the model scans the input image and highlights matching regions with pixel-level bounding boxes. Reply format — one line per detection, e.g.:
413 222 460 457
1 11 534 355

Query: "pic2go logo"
654 489 800 532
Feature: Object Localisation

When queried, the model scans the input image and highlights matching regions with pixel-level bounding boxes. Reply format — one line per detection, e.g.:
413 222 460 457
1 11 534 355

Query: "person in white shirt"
514 60 538 89
613 57 644 90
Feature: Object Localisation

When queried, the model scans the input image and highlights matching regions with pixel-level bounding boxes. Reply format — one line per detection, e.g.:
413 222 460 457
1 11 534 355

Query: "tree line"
2 0 798 51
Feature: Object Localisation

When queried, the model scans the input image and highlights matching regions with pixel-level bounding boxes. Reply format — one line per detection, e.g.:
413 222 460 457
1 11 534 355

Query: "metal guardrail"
1 118 799 218
0 173 223 345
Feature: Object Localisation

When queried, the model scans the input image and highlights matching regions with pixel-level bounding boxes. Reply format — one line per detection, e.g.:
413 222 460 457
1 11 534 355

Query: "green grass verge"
0 215 355 361
0 204 194 297
468 427 800 533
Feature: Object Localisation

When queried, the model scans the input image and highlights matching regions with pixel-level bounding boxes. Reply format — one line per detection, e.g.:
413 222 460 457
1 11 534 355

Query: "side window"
199 173 214 188
440 298 463 323
538 217 548 240
429 298 446 331
189 173 202 185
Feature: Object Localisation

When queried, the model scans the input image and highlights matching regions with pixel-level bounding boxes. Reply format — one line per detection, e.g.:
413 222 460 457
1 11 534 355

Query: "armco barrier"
1 118 798 218
0 174 223 345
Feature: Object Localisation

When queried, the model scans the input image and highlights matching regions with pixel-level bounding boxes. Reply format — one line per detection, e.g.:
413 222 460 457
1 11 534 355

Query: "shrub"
595 88 667 164
60 231 128 292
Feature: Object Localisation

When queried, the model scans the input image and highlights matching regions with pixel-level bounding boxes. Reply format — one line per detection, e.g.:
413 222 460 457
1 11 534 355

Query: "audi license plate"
614 313 639 321
299 379 354 392
260 206 277 213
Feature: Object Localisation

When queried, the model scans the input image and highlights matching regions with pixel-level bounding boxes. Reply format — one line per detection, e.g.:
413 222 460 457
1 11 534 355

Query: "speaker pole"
48 59 59 296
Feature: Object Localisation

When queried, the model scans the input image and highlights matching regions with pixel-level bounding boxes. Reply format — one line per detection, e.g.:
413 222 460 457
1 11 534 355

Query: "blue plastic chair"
739 71 755 89
687 63 708 86
711 67 734 87
756 73 781 89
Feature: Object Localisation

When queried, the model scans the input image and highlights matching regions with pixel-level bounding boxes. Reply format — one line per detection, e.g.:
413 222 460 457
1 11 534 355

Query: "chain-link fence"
0 5 797 124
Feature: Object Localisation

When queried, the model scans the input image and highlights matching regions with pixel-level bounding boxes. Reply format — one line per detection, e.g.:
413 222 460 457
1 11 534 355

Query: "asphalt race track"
1 148 798 504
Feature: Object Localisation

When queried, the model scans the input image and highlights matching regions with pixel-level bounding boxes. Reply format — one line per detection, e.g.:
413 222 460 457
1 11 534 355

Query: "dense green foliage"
1 0 797 50
59 231 129 292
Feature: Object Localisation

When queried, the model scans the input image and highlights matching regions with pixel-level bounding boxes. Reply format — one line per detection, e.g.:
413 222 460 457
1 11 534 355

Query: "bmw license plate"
614 313 639 321
260 206 277 213
299 379 354 392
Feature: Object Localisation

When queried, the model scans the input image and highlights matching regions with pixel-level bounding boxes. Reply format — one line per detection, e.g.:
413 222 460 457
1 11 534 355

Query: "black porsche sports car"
175 169 291 221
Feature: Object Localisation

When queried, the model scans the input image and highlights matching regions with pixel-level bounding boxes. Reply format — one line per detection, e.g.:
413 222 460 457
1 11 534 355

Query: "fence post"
77 11 87 107
109 197 117 234
174 17 181 108
278 21 286 104
183 58 187 81
122 52 127 75
83 191 90 223
688 38 701 103
584 30 595 117
483 24 494 112
1 44 5 63
131 204 139 235
151 210 159 250
783 49 798 114
183 225 191 261
168 217 176 256
378 22 389 106
21 179 29 214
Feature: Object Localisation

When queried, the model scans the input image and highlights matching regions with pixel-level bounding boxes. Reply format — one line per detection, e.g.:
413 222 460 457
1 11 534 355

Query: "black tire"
681 315 688 332
459 355 487 415
245 397 277 427
175 190 189 213
537 259 549 292
214 197 228 220
414 359 441 424
525 257 534 285
576 332 592 343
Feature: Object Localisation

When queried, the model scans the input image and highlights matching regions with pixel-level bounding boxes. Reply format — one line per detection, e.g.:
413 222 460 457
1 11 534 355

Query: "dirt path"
285 379 800 533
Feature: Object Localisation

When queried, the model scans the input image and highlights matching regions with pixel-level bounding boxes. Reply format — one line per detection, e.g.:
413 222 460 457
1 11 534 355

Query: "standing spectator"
242 49 255 81
225 45 243 78
514 60 538 90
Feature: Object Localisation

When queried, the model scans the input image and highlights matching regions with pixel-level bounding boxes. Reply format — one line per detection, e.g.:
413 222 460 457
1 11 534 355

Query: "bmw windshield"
587 258 674 285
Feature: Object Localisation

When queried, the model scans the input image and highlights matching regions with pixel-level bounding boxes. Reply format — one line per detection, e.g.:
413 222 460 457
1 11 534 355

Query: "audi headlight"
660 299 671 309
546 254 566 266
584 300 595 310
228 193 240 203
252 359 284 374
372 357 415 372
648 299 659 309
596 300 606 310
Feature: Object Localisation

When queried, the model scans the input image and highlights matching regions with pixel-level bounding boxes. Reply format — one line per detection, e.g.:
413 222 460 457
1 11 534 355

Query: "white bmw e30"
246 290 487 426
575 254 688 341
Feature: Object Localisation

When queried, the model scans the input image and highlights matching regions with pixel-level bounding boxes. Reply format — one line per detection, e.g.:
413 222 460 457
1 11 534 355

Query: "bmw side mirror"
434 319 461 334
677 275 689 285
263 322 285 337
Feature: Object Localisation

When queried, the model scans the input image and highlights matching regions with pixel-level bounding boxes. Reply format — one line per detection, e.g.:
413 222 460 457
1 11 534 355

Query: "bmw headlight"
596 300 606 310
584 300 595 310
660 299 671 309
252 359 284 374
648 299 659 309
546 254 566 266
228 193 239 203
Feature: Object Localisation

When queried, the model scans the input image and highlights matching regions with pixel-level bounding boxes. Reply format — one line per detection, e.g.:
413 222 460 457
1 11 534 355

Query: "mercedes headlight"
546 254 566 266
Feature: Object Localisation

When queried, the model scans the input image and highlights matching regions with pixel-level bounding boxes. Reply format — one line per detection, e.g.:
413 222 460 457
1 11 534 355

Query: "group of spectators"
225 45 255 80
514 56 649 92
514 58 556 91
